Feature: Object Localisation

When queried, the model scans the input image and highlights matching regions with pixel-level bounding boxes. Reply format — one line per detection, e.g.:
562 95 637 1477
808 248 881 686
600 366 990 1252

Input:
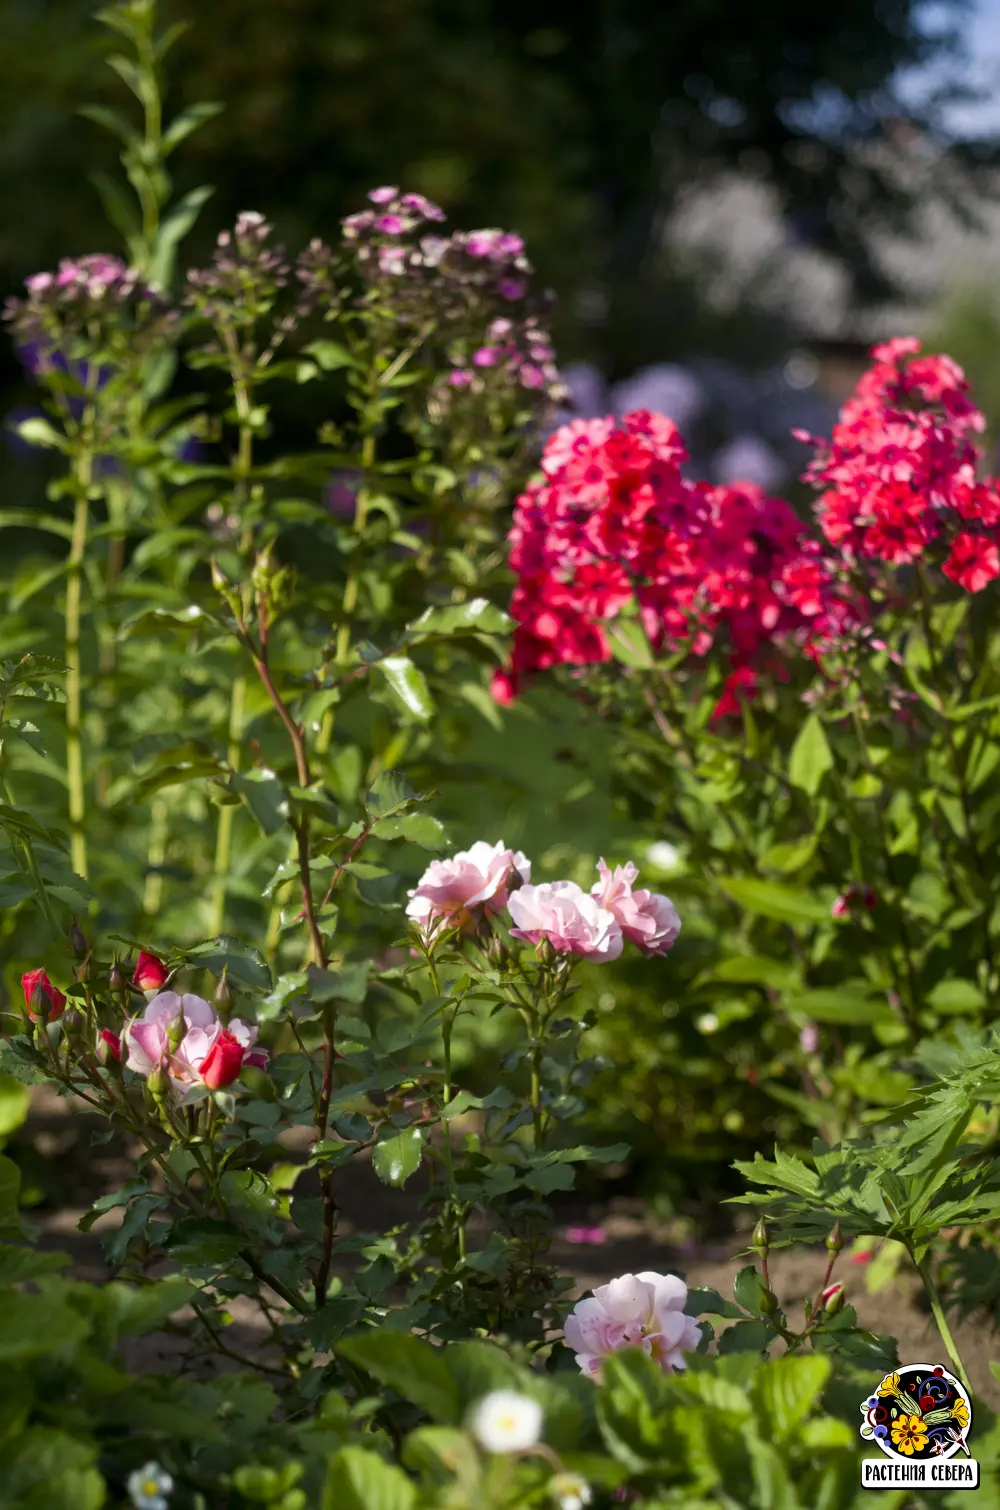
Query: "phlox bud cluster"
405 840 680 963
339 187 565 409
4 255 174 376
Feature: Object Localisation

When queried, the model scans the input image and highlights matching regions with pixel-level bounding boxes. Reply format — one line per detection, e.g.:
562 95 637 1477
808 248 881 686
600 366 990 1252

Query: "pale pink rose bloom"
591 860 681 956
405 841 531 933
123 991 218 1078
563 1271 703 1377
507 881 622 961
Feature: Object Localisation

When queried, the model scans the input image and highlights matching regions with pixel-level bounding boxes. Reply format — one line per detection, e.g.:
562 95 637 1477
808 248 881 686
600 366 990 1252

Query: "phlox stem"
66 471 91 880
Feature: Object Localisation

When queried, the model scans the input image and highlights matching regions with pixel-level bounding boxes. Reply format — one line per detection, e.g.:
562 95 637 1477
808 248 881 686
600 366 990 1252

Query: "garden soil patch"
21 1086 1000 1408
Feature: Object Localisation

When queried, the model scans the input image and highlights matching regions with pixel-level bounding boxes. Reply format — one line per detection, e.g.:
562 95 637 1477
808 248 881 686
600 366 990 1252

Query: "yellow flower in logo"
878 1372 901 1398
891 1416 929 1456
951 1397 970 1431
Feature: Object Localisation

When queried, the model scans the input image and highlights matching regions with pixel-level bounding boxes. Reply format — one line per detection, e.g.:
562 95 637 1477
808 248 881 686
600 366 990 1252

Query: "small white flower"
127 1463 173 1510
645 840 680 872
551 1471 593 1510
470 1389 543 1453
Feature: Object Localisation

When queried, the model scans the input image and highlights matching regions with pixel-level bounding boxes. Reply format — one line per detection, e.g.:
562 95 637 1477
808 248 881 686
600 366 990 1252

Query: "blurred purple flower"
712 434 786 490
610 363 705 430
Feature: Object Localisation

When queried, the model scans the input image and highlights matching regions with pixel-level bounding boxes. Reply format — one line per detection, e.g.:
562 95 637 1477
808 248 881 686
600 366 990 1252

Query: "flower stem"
915 1255 972 1394
209 672 246 934
66 465 91 880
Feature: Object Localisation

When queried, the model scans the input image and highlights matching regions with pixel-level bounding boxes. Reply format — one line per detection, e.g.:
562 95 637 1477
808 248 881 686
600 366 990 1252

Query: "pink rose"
123 991 217 1078
563 1271 703 1377
591 860 681 956
406 841 531 935
507 881 622 961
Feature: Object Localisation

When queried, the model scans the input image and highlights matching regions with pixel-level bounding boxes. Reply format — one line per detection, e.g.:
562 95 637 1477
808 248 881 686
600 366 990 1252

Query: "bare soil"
19 1086 1000 1408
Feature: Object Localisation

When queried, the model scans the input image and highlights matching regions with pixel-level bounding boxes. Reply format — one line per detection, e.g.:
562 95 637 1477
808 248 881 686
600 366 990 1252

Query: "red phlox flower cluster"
799 337 1000 592
495 410 858 706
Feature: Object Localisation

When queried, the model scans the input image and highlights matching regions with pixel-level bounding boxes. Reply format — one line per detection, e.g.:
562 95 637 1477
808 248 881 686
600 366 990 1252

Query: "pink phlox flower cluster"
799 337 1000 592
494 410 858 707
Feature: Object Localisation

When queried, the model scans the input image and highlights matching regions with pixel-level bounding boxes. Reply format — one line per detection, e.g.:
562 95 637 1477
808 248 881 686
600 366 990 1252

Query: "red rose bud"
97 1028 122 1065
821 1282 845 1315
21 969 66 1023
133 950 169 993
199 1029 246 1090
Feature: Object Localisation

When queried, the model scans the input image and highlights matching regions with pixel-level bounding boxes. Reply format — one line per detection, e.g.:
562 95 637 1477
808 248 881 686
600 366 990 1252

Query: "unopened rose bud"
213 968 234 1023
759 1287 779 1318
67 919 88 958
752 1217 770 1255
821 1282 845 1315
76 953 92 984
96 1028 122 1066
486 935 509 970
146 1067 169 1102
133 950 169 994
825 1221 843 1256
534 935 555 966
166 1013 186 1053
21 969 66 1023
108 958 126 994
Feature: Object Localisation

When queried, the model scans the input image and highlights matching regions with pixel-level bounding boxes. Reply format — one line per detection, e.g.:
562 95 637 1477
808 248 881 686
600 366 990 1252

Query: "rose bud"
821 1282 846 1315
133 950 169 994
67 919 88 959
213 968 234 1023
108 958 126 994
21 969 67 1023
96 1028 122 1066
198 1029 246 1090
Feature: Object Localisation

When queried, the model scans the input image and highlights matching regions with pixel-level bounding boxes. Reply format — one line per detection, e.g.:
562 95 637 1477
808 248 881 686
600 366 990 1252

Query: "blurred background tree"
0 0 992 388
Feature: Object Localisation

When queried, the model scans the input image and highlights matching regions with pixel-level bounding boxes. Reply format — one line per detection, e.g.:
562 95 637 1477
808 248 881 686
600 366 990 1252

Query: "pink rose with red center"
123 990 267 1097
563 1271 704 1377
